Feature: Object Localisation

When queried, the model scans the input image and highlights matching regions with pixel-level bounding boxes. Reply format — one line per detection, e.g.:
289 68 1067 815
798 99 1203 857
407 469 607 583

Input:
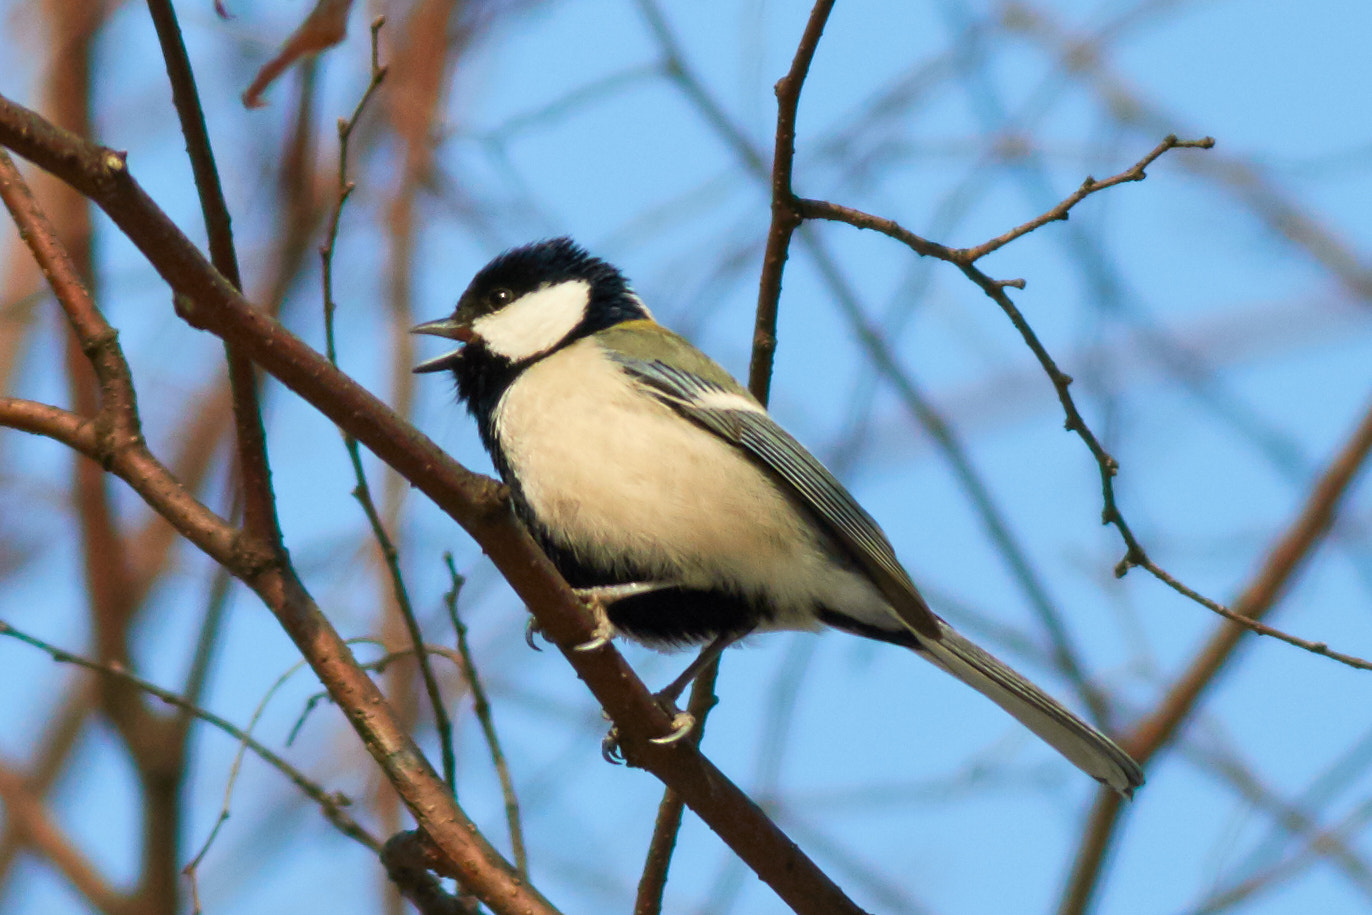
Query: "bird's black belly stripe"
603 586 764 647
528 523 773 647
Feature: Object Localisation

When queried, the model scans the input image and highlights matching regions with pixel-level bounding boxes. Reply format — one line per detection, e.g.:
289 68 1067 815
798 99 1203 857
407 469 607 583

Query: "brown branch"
0 759 126 915
0 389 556 913
748 0 835 404
632 652 723 915
443 558 527 878
0 620 380 852
145 0 281 553
1058 396 1372 915
630 6 840 910
959 134 1215 262
0 93 869 915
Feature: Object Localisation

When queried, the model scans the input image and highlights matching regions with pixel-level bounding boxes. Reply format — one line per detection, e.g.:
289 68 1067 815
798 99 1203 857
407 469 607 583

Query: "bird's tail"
917 621 1144 796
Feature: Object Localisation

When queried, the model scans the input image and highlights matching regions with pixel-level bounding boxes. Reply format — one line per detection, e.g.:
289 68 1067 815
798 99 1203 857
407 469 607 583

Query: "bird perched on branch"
414 237 1143 796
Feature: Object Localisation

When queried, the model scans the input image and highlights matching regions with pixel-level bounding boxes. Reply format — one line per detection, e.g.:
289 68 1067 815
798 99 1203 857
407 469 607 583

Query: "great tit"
414 237 1144 796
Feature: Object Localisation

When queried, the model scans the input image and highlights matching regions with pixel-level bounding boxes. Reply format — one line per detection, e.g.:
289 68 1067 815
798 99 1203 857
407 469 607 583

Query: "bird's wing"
610 354 940 639
611 352 1144 795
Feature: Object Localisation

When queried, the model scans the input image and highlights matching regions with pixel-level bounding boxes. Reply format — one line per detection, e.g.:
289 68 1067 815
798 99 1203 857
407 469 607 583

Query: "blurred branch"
0 679 95 888
1059 396 1372 915
0 620 380 852
0 92 868 915
0 758 124 915
1180 738 1372 909
1191 797 1372 913
243 0 354 109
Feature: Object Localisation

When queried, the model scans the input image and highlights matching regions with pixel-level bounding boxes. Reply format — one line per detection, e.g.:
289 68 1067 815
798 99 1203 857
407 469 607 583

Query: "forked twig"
319 19 460 791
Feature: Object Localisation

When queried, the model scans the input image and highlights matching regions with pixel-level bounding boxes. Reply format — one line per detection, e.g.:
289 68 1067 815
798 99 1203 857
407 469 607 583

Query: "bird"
413 237 1144 796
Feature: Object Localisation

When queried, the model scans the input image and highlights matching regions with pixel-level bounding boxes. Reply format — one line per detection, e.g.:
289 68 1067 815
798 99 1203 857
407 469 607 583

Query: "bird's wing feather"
610 354 940 639
607 349 1144 795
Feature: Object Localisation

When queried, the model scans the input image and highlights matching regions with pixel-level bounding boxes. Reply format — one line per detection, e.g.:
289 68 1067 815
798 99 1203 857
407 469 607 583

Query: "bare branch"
444 557 527 878
748 0 835 404
0 620 380 852
0 91 869 915
1059 396 1372 915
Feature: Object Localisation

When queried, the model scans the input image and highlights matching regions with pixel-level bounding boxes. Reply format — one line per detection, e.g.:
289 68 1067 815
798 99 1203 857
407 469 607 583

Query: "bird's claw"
569 587 619 652
600 707 696 762
524 618 544 651
648 711 696 745
573 614 613 652
601 726 624 764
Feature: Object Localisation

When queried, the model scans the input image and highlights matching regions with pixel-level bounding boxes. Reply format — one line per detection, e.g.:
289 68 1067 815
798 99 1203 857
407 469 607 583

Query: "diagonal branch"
1058 396 1372 915
0 91 870 915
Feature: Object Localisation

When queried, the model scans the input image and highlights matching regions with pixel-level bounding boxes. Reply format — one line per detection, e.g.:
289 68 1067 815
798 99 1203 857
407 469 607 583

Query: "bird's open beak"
411 316 474 373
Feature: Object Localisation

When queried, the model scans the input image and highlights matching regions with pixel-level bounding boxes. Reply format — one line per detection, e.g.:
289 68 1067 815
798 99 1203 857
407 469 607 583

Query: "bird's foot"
568 588 615 652
570 582 673 652
600 700 697 763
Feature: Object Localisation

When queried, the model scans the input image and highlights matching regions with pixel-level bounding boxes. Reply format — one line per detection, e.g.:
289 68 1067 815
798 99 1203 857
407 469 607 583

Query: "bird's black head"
411 238 651 450
412 237 649 375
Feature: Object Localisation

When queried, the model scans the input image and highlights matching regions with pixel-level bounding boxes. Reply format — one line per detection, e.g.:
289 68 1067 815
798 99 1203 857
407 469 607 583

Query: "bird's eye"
489 288 513 308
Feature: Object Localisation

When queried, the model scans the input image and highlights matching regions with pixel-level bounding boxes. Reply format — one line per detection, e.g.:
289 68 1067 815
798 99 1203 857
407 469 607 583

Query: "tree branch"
1059 396 1372 915
0 91 869 915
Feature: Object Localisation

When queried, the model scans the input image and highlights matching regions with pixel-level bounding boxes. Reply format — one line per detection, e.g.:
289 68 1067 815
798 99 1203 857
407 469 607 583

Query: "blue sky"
2 1 1371 913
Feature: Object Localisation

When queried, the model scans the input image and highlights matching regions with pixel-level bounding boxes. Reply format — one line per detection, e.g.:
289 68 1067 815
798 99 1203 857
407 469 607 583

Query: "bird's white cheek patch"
473 279 591 362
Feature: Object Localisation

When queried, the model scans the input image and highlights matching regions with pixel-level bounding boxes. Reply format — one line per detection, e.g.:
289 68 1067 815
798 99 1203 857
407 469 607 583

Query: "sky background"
2 1 1371 913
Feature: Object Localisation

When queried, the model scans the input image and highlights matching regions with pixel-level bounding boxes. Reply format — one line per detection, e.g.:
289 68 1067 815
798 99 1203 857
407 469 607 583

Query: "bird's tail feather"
917 622 1144 796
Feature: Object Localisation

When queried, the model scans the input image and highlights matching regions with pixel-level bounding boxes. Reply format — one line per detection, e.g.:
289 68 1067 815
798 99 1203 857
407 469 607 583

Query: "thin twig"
320 18 458 792
1059 397 1372 915
188 635 404 874
0 89 866 913
443 555 528 878
285 642 475 745
795 144 1371 674
630 4 835 910
958 134 1216 262
0 621 380 851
